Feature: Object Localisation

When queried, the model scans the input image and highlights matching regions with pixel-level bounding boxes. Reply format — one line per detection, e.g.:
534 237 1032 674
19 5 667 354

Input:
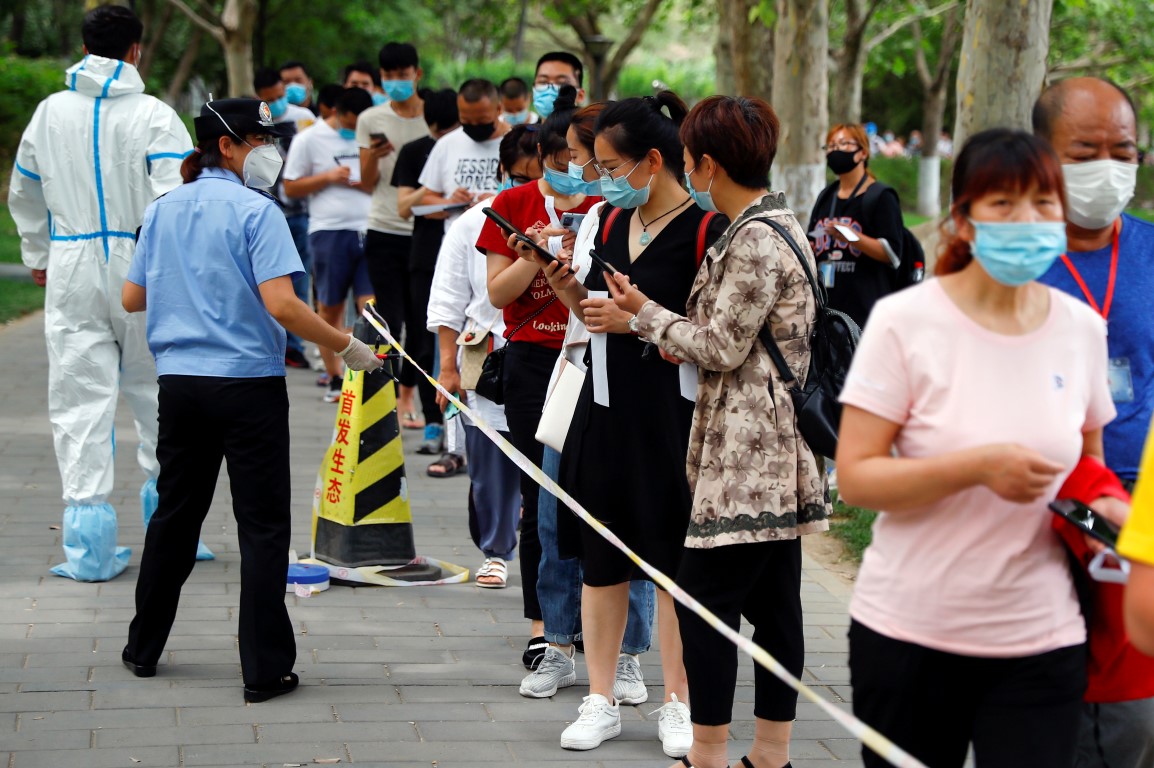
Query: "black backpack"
755 217 861 460
814 180 925 289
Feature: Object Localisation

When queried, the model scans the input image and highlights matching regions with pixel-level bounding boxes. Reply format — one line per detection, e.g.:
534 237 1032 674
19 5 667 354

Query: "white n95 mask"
243 144 283 189
1062 160 1137 230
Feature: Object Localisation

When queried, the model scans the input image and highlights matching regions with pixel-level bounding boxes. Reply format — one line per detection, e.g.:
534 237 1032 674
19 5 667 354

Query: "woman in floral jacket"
610 96 830 768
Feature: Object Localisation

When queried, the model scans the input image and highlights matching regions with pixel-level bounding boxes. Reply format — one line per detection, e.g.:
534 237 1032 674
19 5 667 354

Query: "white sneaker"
612 653 648 705
560 693 621 750
653 693 693 758
519 645 576 698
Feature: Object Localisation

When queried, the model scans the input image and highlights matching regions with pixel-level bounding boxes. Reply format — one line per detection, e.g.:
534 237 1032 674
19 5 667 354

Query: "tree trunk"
166 27 203 105
831 35 866 123
595 0 663 97
716 0 773 99
223 32 255 97
772 0 829 224
953 0 1053 150
140 2 175 79
917 84 946 216
513 0 529 65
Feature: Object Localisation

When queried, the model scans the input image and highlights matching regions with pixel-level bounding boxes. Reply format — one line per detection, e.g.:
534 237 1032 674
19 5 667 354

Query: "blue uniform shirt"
128 167 304 378
1038 213 1154 480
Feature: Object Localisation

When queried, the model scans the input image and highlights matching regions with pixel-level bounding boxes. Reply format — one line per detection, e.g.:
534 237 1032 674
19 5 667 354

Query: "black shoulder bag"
473 297 557 405
755 218 861 459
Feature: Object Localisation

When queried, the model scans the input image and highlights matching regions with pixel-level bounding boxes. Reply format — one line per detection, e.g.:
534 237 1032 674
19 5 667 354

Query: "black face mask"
826 149 860 176
462 122 496 143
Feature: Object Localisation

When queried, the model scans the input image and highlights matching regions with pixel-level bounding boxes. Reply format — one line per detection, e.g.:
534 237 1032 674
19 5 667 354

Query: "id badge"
1108 357 1135 403
820 261 836 288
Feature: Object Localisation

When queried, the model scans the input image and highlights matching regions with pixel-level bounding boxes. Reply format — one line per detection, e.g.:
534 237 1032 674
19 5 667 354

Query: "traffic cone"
308 313 452 583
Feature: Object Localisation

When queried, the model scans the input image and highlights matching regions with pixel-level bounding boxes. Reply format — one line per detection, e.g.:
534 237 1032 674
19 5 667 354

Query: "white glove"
338 335 383 371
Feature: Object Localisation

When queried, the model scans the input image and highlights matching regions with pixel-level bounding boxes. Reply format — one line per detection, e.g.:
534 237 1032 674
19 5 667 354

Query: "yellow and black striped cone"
310 315 441 581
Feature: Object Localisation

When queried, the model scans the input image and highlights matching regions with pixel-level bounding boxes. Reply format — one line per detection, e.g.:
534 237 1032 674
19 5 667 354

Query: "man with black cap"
121 97 382 703
7 3 196 583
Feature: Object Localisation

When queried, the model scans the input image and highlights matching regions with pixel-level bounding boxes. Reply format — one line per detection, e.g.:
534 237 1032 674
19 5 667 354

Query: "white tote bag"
535 358 586 452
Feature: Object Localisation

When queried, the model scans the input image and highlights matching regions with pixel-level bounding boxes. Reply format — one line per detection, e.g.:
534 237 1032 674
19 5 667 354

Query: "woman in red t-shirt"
478 87 601 660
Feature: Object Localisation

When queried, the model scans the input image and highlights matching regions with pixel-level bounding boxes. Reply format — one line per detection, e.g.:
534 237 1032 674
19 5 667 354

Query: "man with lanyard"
7 4 205 581
1034 76 1154 768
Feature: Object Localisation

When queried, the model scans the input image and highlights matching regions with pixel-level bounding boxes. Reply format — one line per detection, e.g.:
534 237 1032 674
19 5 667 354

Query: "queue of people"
9 4 1154 767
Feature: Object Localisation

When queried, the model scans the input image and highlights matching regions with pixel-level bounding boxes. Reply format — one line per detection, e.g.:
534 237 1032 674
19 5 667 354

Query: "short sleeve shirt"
282 119 370 233
355 102 430 235
839 279 1115 657
418 126 502 229
127 168 304 378
391 135 444 272
475 182 598 349
807 180 904 328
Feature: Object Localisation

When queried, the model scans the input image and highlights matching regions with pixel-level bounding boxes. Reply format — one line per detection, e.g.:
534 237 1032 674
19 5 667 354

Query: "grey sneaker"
612 653 648 705
560 693 621 750
519 645 576 698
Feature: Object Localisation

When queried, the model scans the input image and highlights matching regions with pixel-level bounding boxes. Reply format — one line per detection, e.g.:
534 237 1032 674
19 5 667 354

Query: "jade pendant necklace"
637 196 692 246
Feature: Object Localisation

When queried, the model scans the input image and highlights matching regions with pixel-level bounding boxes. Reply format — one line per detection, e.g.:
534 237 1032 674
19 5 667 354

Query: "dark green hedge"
0 55 66 182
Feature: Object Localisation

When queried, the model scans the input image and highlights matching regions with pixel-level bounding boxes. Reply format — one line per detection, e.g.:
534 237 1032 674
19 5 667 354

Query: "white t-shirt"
418 126 502 229
839 279 1115 657
282 119 370 233
355 102 430 236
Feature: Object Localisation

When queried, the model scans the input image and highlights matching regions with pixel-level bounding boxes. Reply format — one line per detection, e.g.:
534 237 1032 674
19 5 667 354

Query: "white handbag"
535 358 586 452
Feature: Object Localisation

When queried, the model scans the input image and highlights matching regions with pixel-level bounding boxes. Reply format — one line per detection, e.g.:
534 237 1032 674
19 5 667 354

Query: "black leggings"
676 538 803 725
849 619 1086 768
501 341 556 621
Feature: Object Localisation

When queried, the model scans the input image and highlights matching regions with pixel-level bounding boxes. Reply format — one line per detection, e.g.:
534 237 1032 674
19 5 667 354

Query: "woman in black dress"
528 92 726 758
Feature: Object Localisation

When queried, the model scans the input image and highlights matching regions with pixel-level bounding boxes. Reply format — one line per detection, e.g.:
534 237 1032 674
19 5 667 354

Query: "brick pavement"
0 311 863 767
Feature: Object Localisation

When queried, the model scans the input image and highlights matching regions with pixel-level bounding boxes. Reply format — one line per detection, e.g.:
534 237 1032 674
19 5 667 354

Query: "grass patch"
1127 208 1154 223
0 278 43 323
902 212 932 229
828 490 876 562
0 203 22 264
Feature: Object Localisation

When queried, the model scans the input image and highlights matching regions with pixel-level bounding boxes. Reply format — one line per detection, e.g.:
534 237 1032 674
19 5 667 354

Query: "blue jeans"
537 446 654 653
285 213 311 354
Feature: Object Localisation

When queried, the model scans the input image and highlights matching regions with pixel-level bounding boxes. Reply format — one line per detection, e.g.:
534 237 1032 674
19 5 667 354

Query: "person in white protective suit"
7 4 212 581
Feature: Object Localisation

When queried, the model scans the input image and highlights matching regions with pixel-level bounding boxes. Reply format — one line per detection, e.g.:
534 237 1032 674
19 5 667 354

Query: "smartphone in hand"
1049 499 1121 550
369 132 388 147
481 207 558 264
561 212 586 233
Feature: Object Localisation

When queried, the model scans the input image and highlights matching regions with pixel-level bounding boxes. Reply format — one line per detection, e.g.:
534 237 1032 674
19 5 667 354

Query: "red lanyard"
1059 219 1120 321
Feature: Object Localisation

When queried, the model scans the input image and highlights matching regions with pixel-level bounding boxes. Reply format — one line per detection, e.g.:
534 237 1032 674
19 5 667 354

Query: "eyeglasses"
246 135 279 146
509 174 534 186
593 159 639 183
822 141 860 152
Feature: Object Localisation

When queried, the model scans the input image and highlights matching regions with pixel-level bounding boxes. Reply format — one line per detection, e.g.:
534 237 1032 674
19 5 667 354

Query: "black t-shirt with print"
806 181 904 328
391 135 444 272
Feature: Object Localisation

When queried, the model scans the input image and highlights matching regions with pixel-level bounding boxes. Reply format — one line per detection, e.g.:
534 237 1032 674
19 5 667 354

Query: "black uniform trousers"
125 375 296 686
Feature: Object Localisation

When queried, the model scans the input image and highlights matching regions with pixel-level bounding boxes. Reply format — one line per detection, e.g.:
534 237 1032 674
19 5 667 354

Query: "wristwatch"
627 314 640 334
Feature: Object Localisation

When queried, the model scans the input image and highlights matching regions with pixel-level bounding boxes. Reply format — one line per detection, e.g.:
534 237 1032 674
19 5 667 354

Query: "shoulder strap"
750 216 825 393
859 180 891 222
601 206 624 245
695 211 718 267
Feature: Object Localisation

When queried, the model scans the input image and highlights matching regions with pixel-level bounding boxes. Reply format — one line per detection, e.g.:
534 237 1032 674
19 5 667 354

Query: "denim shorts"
308 230 372 307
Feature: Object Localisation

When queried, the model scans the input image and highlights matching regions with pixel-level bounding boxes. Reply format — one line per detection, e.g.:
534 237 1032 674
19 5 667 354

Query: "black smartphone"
481 207 558 264
369 132 388 145
1049 499 1121 550
587 248 621 277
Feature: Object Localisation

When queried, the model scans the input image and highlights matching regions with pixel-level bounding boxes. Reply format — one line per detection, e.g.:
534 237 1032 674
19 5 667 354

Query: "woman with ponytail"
527 91 727 759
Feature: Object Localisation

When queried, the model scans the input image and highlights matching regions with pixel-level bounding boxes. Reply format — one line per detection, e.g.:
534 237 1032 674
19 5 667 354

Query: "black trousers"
501 341 556 621
364 229 439 423
849 619 1086 768
125 375 296 686
676 538 803 725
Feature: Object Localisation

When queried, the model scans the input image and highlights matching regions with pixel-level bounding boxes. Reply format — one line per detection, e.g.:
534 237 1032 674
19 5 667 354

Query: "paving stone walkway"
0 311 863 767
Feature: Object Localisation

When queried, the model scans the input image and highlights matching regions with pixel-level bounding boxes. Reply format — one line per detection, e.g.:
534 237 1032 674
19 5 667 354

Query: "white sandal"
475 557 508 589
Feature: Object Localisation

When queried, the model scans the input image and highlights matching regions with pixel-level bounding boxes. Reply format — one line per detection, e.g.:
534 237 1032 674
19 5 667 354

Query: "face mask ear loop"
205 99 244 143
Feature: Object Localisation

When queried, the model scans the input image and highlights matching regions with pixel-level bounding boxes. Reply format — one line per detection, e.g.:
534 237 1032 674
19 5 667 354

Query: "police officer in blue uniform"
120 98 382 702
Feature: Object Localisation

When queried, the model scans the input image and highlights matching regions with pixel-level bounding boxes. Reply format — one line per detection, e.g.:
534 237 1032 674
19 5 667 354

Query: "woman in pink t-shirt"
836 129 1116 767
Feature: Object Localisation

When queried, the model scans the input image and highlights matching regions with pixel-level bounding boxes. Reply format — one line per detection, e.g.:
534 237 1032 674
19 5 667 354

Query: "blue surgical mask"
533 84 559 118
371 92 387 107
383 79 414 102
267 96 288 119
600 160 652 209
568 159 601 196
498 178 514 193
685 167 719 213
338 127 357 141
969 220 1067 286
285 83 308 105
544 165 595 197
502 109 530 125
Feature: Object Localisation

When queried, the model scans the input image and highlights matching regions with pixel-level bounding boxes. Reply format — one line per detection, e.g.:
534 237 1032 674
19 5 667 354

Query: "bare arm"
486 249 543 309
122 280 147 313
258 275 353 352
397 185 432 219
1125 562 1154 655
358 140 393 191
283 165 348 198
436 326 461 411
835 404 1067 513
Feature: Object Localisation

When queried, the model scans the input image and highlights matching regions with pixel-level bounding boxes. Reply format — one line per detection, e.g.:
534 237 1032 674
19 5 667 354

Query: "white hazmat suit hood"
8 54 213 581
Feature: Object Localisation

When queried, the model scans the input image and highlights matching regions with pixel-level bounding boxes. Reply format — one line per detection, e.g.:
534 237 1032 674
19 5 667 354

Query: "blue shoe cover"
50 503 130 582
195 540 216 560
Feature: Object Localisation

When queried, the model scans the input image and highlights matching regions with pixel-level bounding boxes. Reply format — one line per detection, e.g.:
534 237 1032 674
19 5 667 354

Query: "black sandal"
426 452 466 478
